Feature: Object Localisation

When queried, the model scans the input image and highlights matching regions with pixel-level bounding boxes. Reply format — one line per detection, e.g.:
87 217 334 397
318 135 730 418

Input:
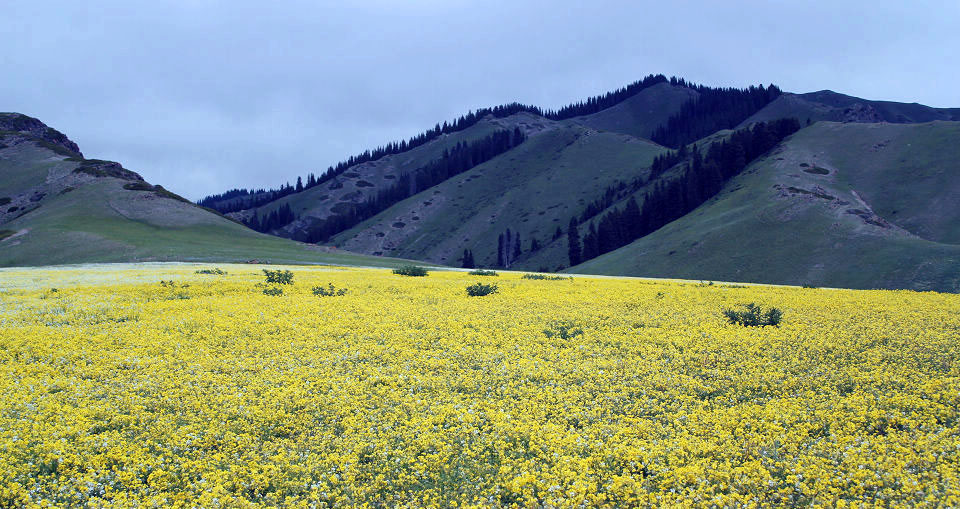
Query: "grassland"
1 264 958 506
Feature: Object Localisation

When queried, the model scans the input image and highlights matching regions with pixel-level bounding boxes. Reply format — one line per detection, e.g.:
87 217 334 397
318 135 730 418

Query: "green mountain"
0 114 410 268
234 114 528 236
194 78 960 291
331 123 666 267
571 121 960 292
8 75 960 292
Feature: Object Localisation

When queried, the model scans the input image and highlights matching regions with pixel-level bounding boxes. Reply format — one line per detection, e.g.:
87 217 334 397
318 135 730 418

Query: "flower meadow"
1 264 959 507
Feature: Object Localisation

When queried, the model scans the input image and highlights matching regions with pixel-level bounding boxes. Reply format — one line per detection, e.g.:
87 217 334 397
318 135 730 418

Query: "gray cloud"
3 0 958 200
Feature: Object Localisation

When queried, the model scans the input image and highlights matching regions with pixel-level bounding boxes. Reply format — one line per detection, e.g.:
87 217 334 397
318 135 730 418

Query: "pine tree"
567 218 582 266
497 234 505 267
623 198 642 240
582 223 599 260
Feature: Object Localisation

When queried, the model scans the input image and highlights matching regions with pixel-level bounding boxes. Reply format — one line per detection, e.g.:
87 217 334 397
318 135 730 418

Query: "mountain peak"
0 112 82 157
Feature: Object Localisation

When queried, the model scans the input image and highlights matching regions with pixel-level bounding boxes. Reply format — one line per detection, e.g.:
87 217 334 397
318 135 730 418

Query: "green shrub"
262 286 284 296
522 273 570 281
313 283 348 297
468 269 498 276
158 280 190 299
466 282 498 297
263 269 294 285
393 265 428 277
195 268 227 275
723 303 782 327
122 182 155 191
543 320 583 339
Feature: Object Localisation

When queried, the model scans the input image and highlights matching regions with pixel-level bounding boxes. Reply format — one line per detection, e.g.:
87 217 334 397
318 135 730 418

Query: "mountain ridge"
4 75 959 292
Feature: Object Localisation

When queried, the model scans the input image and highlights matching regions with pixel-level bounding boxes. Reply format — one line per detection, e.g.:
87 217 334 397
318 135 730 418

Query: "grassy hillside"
572 121 960 292
742 91 960 126
0 131 416 268
568 82 698 138
331 124 667 267
239 115 546 231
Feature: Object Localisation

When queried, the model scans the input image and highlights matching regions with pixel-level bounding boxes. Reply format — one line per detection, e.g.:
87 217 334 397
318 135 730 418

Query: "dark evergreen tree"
497 234 505 267
623 197 642 239
567 218 582 266
582 223 599 260
504 229 512 267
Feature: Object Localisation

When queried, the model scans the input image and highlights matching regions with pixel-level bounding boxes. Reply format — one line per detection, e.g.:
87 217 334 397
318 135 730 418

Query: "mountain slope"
330 124 666 267
0 115 413 267
741 91 960 126
571 121 960 292
235 113 552 236
202 77 779 246
568 82 699 138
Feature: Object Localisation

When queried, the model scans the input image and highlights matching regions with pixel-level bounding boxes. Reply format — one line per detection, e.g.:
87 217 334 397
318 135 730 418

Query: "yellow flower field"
1 264 958 507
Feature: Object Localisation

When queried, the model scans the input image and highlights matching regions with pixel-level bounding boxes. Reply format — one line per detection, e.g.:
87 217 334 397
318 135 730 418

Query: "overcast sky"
3 1 958 200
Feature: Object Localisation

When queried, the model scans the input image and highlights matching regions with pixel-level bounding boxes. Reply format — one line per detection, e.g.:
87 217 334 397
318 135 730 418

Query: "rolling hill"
571 121 960 292
0 114 412 268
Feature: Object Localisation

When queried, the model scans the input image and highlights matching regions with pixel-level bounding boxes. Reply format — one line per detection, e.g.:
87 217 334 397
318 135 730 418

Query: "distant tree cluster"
650 85 782 148
579 182 632 223
461 249 476 268
246 203 295 233
569 118 801 266
546 74 670 119
292 129 525 243
198 184 299 214
497 228 523 268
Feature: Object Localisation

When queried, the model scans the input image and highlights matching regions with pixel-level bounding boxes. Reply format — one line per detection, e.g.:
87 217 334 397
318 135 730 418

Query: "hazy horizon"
3 1 958 200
